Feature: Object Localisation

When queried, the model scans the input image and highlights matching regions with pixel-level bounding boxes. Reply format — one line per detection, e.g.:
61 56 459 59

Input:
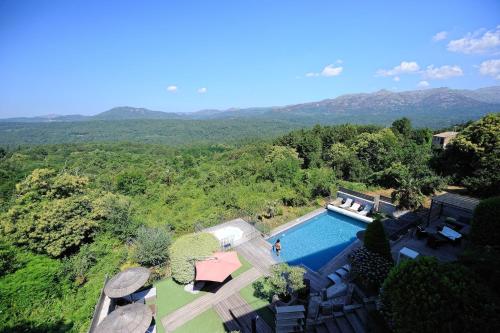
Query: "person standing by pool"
274 239 281 256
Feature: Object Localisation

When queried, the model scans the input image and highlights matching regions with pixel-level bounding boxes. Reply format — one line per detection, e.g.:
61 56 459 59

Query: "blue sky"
1 0 499 117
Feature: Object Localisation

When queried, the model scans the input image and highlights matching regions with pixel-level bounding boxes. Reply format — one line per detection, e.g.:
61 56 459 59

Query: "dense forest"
0 114 498 332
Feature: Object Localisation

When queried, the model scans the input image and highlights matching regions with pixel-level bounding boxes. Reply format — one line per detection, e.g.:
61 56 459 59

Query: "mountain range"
2 86 500 126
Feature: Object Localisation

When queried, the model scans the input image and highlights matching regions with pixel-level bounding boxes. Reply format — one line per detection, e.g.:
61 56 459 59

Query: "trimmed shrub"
349 247 393 293
470 196 500 247
268 263 305 299
169 232 219 284
363 217 392 260
133 226 172 267
380 257 499 333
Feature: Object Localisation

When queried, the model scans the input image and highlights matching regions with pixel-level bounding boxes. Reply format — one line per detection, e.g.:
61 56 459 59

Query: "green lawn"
231 253 252 278
152 253 252 333
239 277 275 327
172 308 226 333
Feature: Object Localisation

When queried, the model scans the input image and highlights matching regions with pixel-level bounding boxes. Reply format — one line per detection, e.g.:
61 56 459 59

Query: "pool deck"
268 207 326 238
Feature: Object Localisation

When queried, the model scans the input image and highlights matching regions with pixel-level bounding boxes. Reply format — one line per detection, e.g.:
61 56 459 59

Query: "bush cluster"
349 247 393 293
380 257 499 333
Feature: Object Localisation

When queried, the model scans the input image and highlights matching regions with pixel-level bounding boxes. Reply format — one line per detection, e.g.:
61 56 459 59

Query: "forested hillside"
0 114 498 332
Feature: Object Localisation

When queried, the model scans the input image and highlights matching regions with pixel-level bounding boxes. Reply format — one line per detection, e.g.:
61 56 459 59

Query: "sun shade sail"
195 251 242 282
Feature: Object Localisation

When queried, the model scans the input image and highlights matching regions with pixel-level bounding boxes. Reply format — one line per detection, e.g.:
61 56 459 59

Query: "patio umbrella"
104 267 150 298
95 303 152 333
195 251 242 282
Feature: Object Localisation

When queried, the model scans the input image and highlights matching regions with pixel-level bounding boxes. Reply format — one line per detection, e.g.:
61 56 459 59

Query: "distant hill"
92 107 184 120
0 86 498 146
2 86 499 126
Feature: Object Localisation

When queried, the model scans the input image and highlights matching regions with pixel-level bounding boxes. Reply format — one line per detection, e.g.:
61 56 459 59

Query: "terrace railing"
88 276 109 333
379 195 394 203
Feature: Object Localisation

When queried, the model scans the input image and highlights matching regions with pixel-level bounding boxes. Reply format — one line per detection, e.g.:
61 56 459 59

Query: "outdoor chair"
358 204 372 216
339 198 353 208
348 202 361 212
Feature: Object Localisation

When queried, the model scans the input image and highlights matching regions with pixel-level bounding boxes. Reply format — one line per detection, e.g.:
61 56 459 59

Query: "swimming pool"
267 211 366 270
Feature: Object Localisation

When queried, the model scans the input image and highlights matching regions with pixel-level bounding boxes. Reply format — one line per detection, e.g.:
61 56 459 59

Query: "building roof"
433 131 458 138
431 192 480 212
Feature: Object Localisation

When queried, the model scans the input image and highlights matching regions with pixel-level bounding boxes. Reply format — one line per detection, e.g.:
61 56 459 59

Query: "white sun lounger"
327 273 342 285
335 267 349 279
348 202 361 212
439 226 462 241
358 204 373 216
339 198 353 208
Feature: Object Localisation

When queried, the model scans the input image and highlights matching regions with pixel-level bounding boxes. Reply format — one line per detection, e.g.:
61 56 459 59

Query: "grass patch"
239 277 275 327
172 308 225 333
153 278 207 333
231 254 252 278
151 254 251 333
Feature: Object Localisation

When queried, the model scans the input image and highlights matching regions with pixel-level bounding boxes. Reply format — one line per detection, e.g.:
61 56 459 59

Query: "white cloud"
336 59 343 64
393 76 400 82
423 65 463 79
197 87 208 93
417 80 430 88
166 85 178 92
432 31 448 42
479 59 500 79
376 61 420 77
447 26 500 54
306 64 343 77
321 64 343 77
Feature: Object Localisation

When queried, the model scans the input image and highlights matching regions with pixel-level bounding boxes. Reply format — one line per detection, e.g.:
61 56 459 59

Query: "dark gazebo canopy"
95 303 152 333
431 193 480 213
104 267 150 298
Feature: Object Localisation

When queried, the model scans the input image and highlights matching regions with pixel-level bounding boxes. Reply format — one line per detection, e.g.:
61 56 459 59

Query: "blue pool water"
267 211 366 270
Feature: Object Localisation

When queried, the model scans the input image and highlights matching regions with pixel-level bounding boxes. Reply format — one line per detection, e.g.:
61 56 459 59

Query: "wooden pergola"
427 192 480 224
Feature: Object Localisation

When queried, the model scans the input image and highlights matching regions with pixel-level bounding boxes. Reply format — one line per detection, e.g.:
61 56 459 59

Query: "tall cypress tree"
363 216 392 261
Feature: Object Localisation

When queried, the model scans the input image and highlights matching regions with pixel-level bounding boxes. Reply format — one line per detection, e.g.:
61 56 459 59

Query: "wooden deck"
300 265 330 292
214 293 273 333
236 237 277 274
161 267 262 332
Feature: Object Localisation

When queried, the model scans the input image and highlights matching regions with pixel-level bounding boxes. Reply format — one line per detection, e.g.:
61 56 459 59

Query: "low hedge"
470 196 500 247
170 232 219 284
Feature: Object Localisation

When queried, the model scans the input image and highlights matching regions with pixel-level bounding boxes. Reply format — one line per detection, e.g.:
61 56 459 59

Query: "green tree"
324 143 367 181
115 170 147 195
353 129 400 172
469 196 500 247
267 263 305 299
381 257 499 333
0 169 128 257
262 146 302 184
391 177 424 210
391 117 412 137
134 226 172 267
363 216 392 260
439 113 500 196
